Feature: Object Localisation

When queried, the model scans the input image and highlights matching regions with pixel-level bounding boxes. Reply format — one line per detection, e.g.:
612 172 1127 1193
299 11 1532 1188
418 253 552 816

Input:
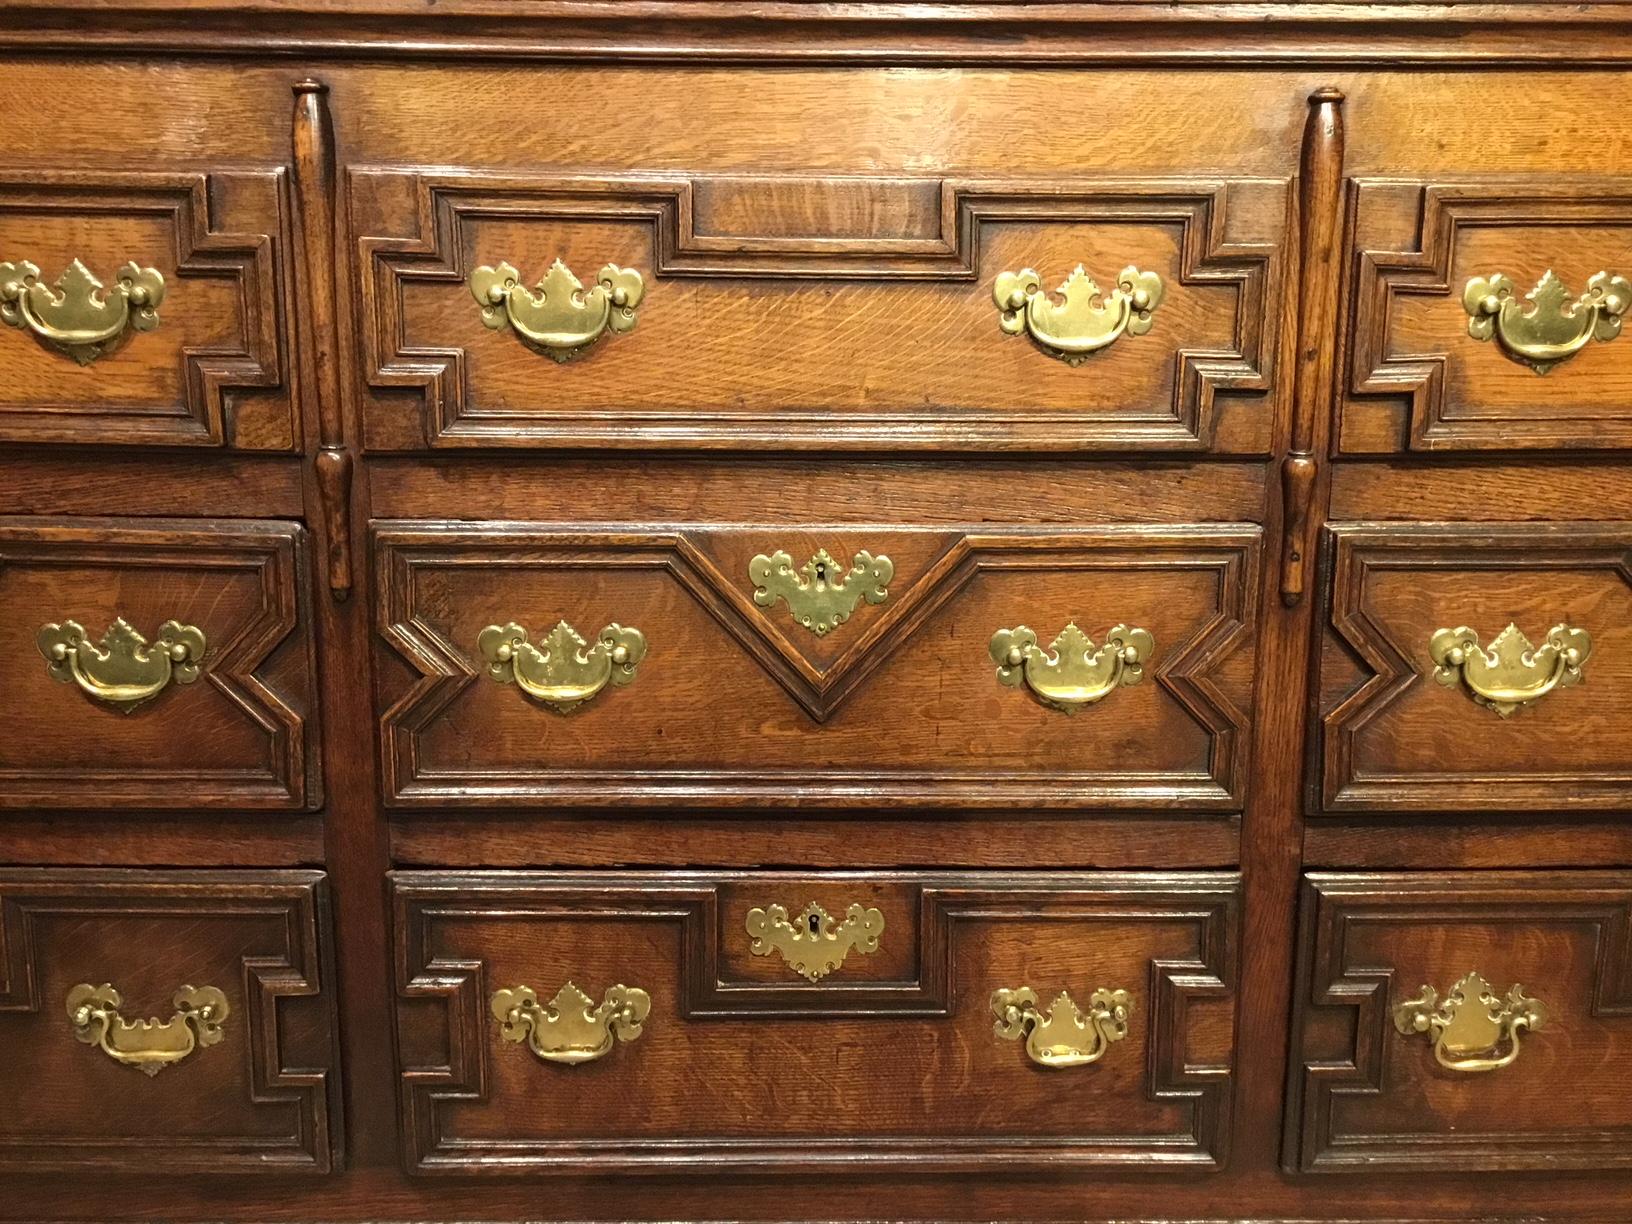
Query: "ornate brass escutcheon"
744 901 885 982
469 258 644 362
1462 270 1629 374
477 620 645 714
66 983 229 1076
0 258 165 365
1393 971 1548 1074
748 548 893 636
994 264 1164 365
989 622 1154 714
1428 622 1590 717
36 618 207 713
490 982 651 1066
991 986 1133 1069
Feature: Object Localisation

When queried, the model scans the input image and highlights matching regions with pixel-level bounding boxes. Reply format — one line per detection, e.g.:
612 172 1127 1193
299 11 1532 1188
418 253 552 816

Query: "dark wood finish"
0 516 321 810
2 12 1630 1224
0 869 340 1173
392 870 1238 1173
1287 871 1632 1173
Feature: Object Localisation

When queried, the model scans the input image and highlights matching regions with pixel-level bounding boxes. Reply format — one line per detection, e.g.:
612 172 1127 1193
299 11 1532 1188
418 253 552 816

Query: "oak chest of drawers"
1 4 1630 1222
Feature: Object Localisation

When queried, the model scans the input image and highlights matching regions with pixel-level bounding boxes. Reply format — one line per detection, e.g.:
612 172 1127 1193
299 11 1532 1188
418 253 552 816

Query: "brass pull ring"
66 983 229 1076
1 258 165 365
1429 622 1590 717
1393 972 1548 1074
490 982 651 1066
991 986 1132 1069
470 258 643 362
36 618 206 713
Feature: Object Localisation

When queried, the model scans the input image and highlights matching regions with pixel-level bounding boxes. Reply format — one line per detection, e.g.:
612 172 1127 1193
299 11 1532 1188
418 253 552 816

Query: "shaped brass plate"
994 264 1163 365
749 548 893 636
1393 971 1548 1073
66 983 229 1076
990 622 1154 714
469 258 643 362
477 619 645 713
0 258 165 365
1463 270 1629 373
1429 622 1590 717
991 986 1132 1069
36 618 206 713
743 901 885 982
490 982 651 1066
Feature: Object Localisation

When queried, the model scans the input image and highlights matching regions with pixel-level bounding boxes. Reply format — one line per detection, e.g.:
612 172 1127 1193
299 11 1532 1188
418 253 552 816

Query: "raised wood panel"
0 869 339 1174
373 522 1260 809
0 517 321 810
392 870 1238 1174
1316 521 1632 813
1287 871 1632 1173
353 171 1286 452
0 171 296 450
1341 181 1632 453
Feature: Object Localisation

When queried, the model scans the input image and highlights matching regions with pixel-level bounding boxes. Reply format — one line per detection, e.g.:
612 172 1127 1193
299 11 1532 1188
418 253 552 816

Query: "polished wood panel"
392 870 1238 1174
0 516 321 810
0 869 339 1173
1288 871 1632 1173
373 522 1260 808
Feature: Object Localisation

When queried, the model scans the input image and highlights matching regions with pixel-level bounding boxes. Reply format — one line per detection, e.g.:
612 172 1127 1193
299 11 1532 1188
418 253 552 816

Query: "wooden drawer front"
0 517 320 810
1317 522 1631 812
0 869 339 1174
392 871 1238 1174
0 170 295 450
354 170 1287 453
1343 180 1632 453
1288 872 1632 1173
374 522 1259 809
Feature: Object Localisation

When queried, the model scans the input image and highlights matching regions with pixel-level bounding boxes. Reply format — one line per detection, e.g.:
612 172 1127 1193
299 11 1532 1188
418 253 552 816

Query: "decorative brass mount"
748 548 893 636
0 258 165 364
477 620 646 713
991 986 1133 1069
66 983 229 1076
490 982 651 1065
989 622 1154 713
1393 971 1548 1073
36 618 206 712
1428 622 1590 717
744 901 885 982
470 258 644 361
994 264 1163 364
1463 270 1629 373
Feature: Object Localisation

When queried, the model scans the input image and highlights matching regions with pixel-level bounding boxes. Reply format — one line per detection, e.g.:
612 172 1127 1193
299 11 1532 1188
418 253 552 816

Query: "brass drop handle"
744 901 885 982
1393 972 1548 1074
1 258 165 365
66 983 229 1076
1463 270 1628 373
990 622 1154 714
748 548 893 637
36 618 207 713
995 264 1164 364
490 982 651 1066
470 258 643 362
477 620 645 714
991 986 1132 1069
1429 622 1590 717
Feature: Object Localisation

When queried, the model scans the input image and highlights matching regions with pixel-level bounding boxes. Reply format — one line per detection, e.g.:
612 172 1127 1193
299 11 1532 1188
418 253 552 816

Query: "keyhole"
808 913 821 934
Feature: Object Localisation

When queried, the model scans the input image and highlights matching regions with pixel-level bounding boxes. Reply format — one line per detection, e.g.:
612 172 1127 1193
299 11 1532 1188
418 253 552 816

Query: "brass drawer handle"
995 264 1163 364
744 901 885 982
1429 622 1590 717
1463 270 1629 373
990 622 1154 713
66 983 229 1077
490 982 651 1066
36 617 207 713
1393 972 1548 1074
477 619 645 714
470 258 644 362
749 548 893 636
1 258 165 365
991 986 1132 1069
